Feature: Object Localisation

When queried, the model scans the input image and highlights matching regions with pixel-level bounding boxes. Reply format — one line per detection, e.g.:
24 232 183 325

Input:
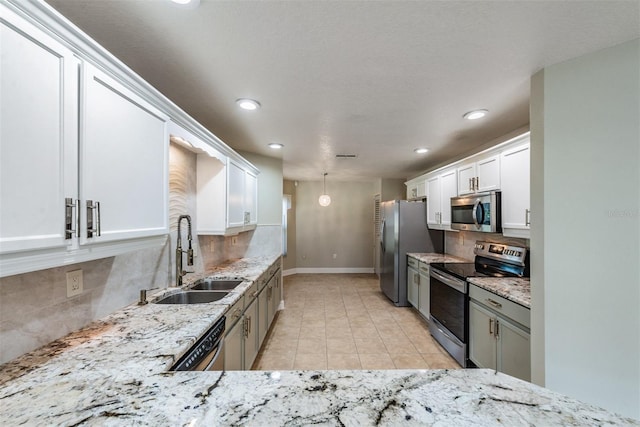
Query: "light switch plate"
210 241 215 253
66 270 83 297
231 236 238 246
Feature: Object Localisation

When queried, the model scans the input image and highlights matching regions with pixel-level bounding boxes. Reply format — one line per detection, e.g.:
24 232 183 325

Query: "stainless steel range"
428 241 529 367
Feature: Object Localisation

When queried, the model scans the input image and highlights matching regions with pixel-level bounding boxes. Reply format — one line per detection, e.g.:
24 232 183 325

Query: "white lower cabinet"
407 258 430 320
469 286 531 381
258 282 269 347
224 316 244 371
243 297 259 370
417 263 430 320
407 260 419 308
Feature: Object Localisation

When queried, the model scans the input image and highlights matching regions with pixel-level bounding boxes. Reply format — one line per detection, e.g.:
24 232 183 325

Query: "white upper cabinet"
0 5 79 255
457 153 501 196
406 179 426 200
500 137 530 238
197 156 259 235
426 168 457 229
80 63 169 244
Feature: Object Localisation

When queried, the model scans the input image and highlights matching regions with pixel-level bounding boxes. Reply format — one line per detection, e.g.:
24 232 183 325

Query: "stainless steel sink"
190 279 243 291
154 290 229 304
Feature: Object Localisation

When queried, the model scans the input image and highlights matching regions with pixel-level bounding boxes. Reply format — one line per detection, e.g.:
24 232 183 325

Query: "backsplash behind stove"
444 231 529 261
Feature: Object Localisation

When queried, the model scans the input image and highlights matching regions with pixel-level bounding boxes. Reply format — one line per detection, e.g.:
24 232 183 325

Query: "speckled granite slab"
467 277 531 308
407 253 469 264
1 254 635 426
1 368 637 426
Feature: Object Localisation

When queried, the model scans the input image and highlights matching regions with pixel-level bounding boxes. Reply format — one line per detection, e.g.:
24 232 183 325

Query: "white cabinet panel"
81 63 168 244
439 170 457 227
224 318 244 371
418 263 430 319
243 298 259 370
0 6 78 254
457 155 500 195
426 176 441 226
245 170 258 226
227 161 246 229
497 316 531 381
407 266 419 308
501 141 530 237
469 300 497 369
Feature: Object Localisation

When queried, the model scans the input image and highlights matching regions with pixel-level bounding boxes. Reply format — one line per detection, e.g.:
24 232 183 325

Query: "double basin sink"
154 279 243 304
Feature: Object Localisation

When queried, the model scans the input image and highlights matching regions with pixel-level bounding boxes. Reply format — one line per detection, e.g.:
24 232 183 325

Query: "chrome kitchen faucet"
176 214 194 287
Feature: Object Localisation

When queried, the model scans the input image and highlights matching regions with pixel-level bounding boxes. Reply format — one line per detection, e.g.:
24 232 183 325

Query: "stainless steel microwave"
451 191 502 233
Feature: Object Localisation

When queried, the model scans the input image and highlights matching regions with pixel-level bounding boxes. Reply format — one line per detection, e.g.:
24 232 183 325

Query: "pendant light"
318 173 331 207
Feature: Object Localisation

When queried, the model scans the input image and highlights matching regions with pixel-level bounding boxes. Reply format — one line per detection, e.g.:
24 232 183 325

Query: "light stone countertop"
467 277 531 309
0 254 636 426
407 252 470 264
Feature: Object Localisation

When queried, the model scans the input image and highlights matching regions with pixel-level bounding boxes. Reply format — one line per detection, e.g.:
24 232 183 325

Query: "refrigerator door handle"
380 219 386 253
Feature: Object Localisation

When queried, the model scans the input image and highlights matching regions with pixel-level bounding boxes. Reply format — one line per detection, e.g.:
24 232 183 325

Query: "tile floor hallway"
252 273 460 370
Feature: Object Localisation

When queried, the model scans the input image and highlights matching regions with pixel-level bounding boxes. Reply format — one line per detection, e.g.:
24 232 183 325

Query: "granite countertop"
407 252 469 264
0 255 635 426
467 277 531 309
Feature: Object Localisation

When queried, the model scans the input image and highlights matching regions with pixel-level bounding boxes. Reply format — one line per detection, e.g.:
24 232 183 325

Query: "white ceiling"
47 0 640 182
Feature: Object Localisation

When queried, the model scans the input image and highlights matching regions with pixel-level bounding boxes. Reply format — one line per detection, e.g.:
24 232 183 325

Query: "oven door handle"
202 337 225 371
430 269 466 293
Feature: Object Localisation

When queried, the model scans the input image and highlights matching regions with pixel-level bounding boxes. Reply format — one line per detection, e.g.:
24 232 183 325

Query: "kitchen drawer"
408 257 419 268
418 262 430 275
226 296 245 329
469 285 530 329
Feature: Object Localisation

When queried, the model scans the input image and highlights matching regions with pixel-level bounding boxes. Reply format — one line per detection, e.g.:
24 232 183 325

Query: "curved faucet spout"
176 215 193 287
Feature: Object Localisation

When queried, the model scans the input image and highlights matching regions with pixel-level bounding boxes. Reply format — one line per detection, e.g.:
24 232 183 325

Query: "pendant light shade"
319 173 331 207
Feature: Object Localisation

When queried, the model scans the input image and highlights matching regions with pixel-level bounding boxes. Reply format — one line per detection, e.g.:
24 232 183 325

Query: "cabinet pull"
65 198 79 239
495 320 500 339
86 200 101 238
468 178 472 191
525 209 531 226
489 318 494 335
414 274 420 285
474 176 479 190
486 298 502 309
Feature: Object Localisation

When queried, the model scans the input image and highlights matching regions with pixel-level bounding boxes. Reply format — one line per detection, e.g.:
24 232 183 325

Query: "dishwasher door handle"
203 337 225 371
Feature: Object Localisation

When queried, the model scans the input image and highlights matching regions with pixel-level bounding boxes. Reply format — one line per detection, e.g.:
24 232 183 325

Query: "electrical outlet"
66 270 83 297
332 253 337 259
231 236 238 246
210 241 215 253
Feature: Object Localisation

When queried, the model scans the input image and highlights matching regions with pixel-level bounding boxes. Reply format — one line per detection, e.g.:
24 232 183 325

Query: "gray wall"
295 180 375 270
531 38 639 419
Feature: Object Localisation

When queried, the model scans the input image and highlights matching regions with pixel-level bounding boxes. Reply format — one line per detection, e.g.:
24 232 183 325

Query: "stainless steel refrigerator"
379 200 444 306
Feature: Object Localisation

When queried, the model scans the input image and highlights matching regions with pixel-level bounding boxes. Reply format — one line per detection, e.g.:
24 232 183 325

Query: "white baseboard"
284 267 374 275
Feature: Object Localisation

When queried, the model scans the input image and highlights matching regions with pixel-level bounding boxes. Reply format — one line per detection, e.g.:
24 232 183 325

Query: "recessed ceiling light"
414 148 429 154
236 98 261 111
268 143 284 149
463 109 488 120
169 0 200 7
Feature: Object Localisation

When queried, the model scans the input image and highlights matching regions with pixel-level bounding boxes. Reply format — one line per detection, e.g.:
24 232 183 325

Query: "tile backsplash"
0 143 281 364
444 230 529 261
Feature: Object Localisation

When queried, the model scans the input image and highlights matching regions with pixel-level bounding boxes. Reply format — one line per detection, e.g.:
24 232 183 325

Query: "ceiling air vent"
336 154 357 158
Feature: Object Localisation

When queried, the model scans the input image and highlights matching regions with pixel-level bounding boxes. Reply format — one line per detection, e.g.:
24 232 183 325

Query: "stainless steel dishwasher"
171 316 226 371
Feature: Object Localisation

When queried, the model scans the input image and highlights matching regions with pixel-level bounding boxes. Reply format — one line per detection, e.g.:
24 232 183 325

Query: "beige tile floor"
252 273 460 370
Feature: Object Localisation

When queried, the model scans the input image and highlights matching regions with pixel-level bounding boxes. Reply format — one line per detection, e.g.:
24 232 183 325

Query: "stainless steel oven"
171 316 226 371
451 191 501 233
429 268 468 367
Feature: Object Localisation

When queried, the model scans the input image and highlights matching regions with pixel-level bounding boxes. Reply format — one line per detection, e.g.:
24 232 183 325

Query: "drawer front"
418 262 430 276
407 257 418 268
226 296 245 329
469 285 530 329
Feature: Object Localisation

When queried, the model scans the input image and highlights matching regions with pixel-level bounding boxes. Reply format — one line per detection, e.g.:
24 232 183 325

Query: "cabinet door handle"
86 200 101 238
495 320 500 339
525 209 531 226
489 318 494 335
65 198 79 239
486 298 502 309
468 178 472 191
